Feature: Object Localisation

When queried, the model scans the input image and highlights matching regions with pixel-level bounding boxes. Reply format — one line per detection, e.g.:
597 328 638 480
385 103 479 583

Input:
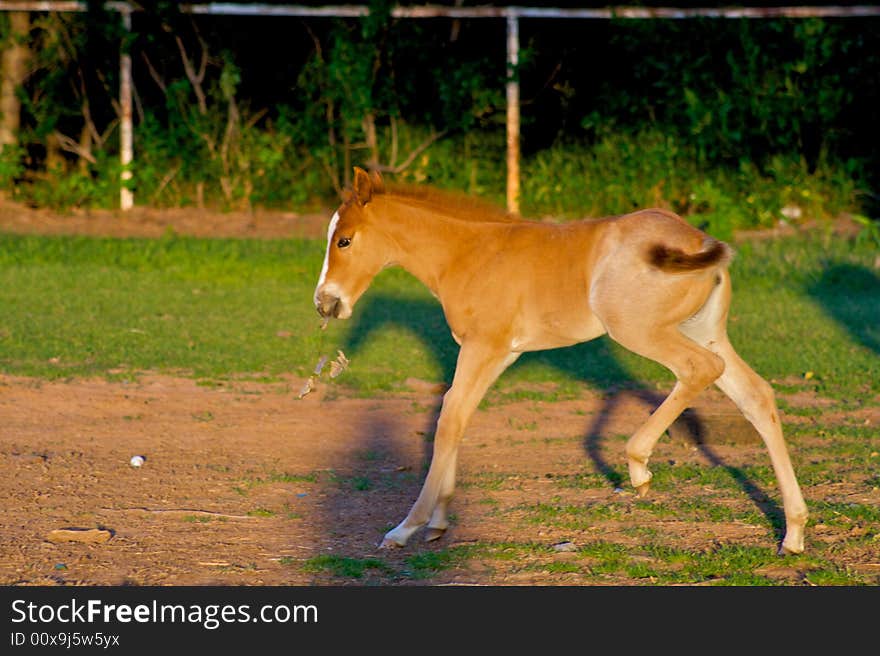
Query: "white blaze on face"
315 211 340 299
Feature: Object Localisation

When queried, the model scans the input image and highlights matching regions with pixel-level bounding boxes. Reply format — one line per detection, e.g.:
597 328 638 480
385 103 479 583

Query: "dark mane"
379 183 523 224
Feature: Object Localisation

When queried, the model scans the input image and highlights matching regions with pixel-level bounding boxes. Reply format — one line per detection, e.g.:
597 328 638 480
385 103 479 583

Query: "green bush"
4 121 869 240
0 9 874 236
0 144 25 189
519 130 864 238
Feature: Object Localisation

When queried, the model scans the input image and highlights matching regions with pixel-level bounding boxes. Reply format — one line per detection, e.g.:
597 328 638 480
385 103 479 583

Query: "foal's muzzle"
315 291 342 319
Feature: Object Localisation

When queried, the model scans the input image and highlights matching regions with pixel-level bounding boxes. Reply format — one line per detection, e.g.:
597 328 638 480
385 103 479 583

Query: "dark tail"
647 239 733 273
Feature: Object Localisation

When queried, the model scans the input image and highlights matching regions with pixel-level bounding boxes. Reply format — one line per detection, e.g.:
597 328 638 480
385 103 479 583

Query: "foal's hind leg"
678 273 807 553
609 327 726 496
710 340 808 554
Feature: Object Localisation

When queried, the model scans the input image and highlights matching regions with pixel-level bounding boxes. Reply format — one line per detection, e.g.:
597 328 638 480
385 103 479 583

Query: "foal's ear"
352 166 373 206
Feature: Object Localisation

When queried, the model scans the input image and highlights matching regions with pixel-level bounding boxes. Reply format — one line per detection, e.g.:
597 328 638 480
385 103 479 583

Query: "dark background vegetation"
0 1 877 237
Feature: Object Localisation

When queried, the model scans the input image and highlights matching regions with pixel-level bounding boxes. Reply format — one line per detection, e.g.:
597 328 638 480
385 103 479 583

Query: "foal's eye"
337 237 352 249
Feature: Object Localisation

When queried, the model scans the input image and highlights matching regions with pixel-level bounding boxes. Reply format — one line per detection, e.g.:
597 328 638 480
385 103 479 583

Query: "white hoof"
778 536 805 556
379 523 418 549
630 469 653 493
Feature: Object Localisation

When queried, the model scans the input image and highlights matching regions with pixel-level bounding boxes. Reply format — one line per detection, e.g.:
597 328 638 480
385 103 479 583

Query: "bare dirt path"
0 198 331 240
1 372 820 586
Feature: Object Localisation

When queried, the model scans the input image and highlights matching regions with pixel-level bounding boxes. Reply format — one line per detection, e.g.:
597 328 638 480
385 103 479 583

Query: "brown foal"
313 167 807 555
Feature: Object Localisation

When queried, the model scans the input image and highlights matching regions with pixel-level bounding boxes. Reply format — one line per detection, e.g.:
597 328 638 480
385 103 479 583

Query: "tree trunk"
77 124 92 174
0 12 31 152
45 131 64 173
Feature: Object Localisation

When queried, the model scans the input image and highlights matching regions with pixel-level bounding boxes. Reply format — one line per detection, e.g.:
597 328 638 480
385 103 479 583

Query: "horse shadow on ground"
806 262 880 357
335 291 788 544
321 408 424 554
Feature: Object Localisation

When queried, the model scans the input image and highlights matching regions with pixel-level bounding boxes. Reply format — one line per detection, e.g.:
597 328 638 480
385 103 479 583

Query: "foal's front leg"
380 343 518 548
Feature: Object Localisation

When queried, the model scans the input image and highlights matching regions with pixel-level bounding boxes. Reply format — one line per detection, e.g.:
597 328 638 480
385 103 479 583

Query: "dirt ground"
1 200 877 586
0 199 330 241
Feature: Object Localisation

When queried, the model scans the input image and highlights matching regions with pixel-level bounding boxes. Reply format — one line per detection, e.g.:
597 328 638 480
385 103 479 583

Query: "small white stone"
130 455 145 468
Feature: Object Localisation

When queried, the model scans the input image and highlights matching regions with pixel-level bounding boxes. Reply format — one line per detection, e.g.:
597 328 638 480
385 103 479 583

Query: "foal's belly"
509 310 607 352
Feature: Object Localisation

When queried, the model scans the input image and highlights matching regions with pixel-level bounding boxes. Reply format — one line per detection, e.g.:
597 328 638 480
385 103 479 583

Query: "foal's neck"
376 196 489 295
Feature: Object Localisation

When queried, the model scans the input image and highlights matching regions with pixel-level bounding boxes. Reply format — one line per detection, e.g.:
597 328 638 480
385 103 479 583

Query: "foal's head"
314 167 389 320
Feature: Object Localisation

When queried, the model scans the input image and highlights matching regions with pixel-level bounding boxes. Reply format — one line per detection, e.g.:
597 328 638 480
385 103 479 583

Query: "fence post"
119 4 133 211
505 9 520 215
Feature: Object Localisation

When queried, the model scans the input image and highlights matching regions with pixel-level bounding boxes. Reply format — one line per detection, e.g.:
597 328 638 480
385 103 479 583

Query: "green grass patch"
810 501 880 527
550 472 609 490
349 476 372 492
517 501 630 527
458 472 516 491
302 555 394 579
575 541 868 585
288 535 871 584
298 546 477 581
649 462 777 491
528 561 583 575
234 470 322 493
0 233 327 381
0 231 876 400
517 494 767 529
402 547 475 579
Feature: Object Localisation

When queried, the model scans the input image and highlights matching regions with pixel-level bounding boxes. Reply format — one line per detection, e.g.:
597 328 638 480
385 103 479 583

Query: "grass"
302 555 394 579
810 501 880 526
514 496 764 528
648 462 777 491
292 537 871 585
234 470 322 494
0 233 327 381
0 230 877 400
298 547 477 581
